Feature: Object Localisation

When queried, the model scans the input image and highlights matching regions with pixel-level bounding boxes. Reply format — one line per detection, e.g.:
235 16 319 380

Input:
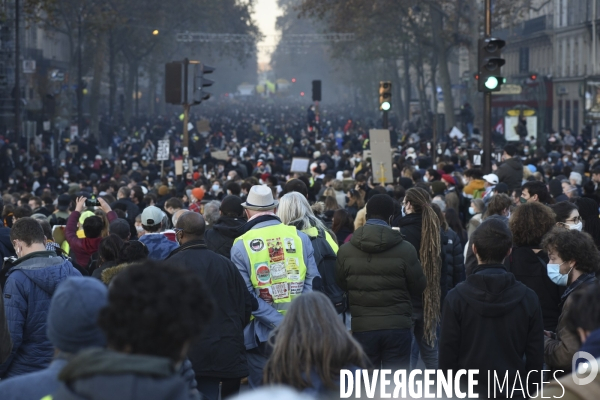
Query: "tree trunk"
147 62 157 116
108 31 116 121
124 60 136 126
403 43 411 124
89 34 105 140
430 4 456 131
393 59 405 123
467 0 482 130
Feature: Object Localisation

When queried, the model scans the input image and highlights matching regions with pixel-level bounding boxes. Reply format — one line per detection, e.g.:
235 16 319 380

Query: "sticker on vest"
258 288 273 304
271 282 289 300
270 262 287 281
290 281 304 295
267 237 284 262
284 238 296 253
286 257 300 280
249 238 264 252
254 262 271 285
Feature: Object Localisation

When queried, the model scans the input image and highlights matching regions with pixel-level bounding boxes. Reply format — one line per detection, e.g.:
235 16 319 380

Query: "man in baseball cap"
137 206 178 260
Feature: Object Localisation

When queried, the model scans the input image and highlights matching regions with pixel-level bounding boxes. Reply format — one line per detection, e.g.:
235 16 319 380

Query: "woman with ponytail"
397 187 447 369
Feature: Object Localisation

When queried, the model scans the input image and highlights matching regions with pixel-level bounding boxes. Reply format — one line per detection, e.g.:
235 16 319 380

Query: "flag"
495 119 504 134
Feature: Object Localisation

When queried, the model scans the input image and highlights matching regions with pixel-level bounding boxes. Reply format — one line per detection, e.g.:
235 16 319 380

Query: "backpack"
309 229 347 314
49 213 67 227
86 251 100 274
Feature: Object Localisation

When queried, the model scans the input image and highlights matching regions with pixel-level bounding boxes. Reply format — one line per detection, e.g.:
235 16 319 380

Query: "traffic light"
165 62 185 104
191 62 214 105
530 73 537 81
312 80 321 101
478 37 506 92
379 81 392 111
165 60 214 105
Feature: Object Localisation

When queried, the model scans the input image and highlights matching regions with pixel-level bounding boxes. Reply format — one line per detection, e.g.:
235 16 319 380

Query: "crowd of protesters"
0 97 599 399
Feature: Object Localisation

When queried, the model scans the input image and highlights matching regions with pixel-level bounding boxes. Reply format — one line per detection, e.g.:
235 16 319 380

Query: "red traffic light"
291 78 296 83
530 74 537 81
300 91 305 96
474 73 480 80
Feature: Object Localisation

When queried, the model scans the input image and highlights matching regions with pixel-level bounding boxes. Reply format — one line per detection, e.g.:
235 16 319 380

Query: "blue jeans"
353 328 412 370
411 318 440 370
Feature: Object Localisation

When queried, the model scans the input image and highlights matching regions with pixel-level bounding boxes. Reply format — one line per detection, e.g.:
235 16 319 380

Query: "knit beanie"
47 277 108 353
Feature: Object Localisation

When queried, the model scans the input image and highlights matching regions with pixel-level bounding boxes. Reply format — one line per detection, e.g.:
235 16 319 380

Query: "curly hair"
98 261 214 361
509 202 556 247
542 228 600 274
404 187 441 346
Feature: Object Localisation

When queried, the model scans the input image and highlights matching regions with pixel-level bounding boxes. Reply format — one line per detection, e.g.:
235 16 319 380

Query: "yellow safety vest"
235 224 307 315
302 226 339 254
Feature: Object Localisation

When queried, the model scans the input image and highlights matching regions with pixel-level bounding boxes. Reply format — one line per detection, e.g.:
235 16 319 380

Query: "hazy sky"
254 0 283 68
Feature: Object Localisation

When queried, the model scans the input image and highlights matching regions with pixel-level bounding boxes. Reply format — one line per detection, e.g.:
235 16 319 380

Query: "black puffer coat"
204 216 247 259
444 228 465 290
167 240 252 379
396 213 449 314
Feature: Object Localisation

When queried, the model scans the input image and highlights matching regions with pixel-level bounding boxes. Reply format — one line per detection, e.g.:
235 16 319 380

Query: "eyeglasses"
173 228 183 234
565 216 583 224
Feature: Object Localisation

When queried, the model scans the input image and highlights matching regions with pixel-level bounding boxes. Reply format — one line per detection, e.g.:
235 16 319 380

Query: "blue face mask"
401 206 406 217
547 262 572 286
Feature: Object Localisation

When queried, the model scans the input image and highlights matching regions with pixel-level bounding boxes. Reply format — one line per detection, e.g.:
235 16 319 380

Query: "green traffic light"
484 76 499 90
381 101 391 111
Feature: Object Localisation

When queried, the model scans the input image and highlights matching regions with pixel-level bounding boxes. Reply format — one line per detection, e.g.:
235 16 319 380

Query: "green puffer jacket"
336 223 427 333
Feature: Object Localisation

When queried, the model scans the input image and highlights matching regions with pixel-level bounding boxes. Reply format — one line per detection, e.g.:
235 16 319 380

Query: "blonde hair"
277 192 327 232
263 292 368 390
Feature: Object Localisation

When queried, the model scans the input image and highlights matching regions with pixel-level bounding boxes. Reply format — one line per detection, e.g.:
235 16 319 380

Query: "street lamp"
153 30 159 36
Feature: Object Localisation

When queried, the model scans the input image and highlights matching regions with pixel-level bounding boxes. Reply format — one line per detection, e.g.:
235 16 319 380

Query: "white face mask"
469 207 476 215
231 161 237 166
569 221 583 231
212 184 220 192
423 176 429 182
547 262 572 286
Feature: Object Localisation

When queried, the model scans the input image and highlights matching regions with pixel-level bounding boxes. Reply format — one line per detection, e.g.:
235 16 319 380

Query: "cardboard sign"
211 151 229 161
467 149 483 166
175 159 183 176
157 140 170 161
369 129 394 184
196 119 210 133
290 158 310 173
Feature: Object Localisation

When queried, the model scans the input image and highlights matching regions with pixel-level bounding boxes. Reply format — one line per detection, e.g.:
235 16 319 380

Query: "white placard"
157 140 170 161
290 158 310 173
449 126 464 139
369 129 394 184
504 116 538 141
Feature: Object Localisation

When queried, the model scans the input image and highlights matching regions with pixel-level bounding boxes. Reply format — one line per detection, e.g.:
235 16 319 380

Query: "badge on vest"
284 238 296 253
267 237 284 262
254 262 271 286
270 262 287 281
249 239 264 252
286 257 301 280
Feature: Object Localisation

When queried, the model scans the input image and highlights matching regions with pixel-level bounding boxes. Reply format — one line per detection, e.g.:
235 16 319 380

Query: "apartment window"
574 100 579 134
566 100 571 129
558 100 563 128
519 47 530 73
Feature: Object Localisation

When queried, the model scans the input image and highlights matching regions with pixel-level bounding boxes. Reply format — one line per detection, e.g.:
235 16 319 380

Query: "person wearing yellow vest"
231 185 319 388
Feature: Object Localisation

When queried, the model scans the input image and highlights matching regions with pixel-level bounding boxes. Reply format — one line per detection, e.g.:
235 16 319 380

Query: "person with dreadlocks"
396 187 447 369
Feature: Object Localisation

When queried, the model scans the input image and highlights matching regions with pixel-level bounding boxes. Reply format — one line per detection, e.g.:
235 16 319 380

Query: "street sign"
493 84 522 96
157 140 170 161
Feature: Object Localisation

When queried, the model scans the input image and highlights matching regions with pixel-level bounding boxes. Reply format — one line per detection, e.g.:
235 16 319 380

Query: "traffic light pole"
382 111 388 129
482 0 492 174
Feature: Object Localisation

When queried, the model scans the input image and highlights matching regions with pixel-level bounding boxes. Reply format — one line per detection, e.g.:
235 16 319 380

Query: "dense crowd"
0 98 600 399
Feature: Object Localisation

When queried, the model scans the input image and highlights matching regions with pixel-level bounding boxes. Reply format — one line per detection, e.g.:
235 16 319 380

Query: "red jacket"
65 210 117 267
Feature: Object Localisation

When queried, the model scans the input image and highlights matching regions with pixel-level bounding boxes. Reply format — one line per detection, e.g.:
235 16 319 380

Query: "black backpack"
309 229 347 314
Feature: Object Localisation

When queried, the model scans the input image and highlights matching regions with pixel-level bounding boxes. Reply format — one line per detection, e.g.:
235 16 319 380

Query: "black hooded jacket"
204 216 246 259
496 157 524 191
439 264 544 398
167 240 251 379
